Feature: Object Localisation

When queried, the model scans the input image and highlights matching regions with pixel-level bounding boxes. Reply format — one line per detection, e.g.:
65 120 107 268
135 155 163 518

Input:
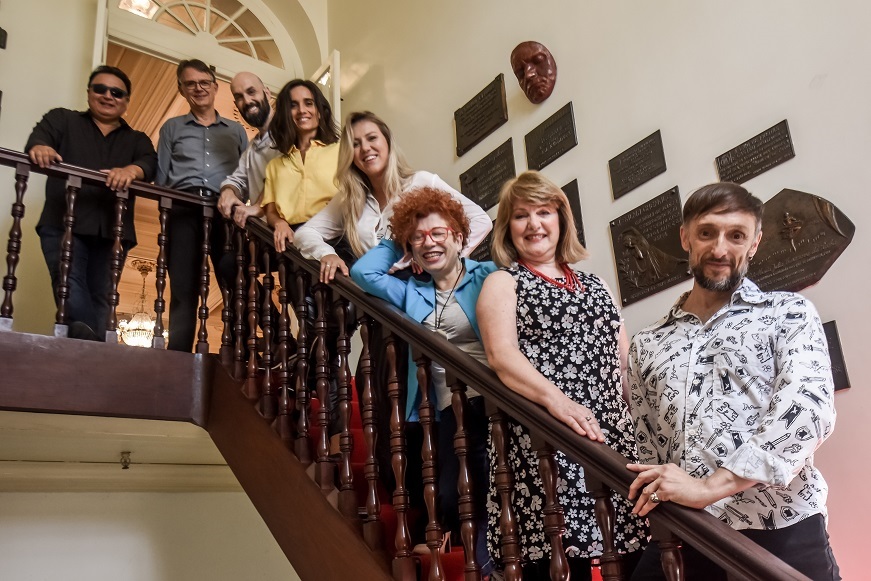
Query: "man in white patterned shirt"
625 182 840 580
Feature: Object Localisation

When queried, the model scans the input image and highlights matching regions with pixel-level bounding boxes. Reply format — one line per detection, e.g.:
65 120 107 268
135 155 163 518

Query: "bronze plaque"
525 102 577 171
561 179 586 248
459 139 515 212
455 74 508 157
748 189 854 292
716 120 795 183
609 187 690 306
823 321 850 392
469 221 495 263
609 130 667 199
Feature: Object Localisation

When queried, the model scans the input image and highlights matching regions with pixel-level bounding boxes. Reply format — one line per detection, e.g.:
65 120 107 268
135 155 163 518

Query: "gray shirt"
219 129 280 205
156 112 248 193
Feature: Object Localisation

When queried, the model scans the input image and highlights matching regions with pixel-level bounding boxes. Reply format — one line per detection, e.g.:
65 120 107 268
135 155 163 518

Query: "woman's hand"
546 393 605 442
273 220 294 252
319 253 348 283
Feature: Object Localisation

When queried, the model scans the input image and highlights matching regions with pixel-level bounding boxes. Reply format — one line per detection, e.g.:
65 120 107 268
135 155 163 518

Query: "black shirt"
25 108 157 245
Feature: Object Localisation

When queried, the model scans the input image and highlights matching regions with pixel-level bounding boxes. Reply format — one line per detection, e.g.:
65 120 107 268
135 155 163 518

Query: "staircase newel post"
54 175 81 337
105 190 127 343
358 313 384 551
259 243 276 419
1 163 30 330
387 333 414 580
587 474 624 581
532 437 569 581
152 197 171 349
195 205 213 354
413 349 445 581
219 220 234 367
487 402 522 581
245 235 260 400
293 267 312 465
336 296 357 519
313 283 333 492
447 373 481 580
275 254 293 447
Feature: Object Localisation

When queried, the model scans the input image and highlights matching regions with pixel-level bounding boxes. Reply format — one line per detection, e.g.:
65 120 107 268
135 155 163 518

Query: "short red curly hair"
390 187 471 250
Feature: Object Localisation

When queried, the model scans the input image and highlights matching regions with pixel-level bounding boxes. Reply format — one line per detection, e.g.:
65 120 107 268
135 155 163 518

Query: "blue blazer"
350 240 497 420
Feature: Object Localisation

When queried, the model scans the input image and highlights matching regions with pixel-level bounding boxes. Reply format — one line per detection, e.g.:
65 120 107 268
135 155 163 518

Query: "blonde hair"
334 111 414 257
491 170 588 267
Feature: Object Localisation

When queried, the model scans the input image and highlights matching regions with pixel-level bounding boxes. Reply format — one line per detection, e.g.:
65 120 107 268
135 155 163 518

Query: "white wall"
0 0 98 333
0 492 299 581
329 1 870 577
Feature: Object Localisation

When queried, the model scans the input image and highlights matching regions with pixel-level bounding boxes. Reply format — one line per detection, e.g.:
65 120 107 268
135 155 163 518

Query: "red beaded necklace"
518 260 584 293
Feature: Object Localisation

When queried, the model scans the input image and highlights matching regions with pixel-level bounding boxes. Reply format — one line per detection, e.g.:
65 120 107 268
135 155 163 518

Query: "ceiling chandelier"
118 259 166 348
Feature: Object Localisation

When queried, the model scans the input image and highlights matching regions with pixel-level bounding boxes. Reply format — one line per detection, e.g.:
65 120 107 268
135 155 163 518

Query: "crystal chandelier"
119 259 166 348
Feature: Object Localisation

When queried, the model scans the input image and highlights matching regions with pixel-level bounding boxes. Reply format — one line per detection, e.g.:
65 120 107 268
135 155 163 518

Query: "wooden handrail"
0 148 811 580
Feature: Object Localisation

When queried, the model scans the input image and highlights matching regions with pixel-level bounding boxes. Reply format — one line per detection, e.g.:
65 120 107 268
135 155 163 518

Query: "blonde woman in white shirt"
294 111 492 282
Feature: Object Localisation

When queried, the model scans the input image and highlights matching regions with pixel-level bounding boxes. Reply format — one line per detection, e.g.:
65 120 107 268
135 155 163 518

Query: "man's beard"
690 255 748 292
242 96 270 128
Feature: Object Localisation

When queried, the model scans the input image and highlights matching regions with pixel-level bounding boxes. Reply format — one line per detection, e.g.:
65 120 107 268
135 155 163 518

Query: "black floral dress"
486 265 647 563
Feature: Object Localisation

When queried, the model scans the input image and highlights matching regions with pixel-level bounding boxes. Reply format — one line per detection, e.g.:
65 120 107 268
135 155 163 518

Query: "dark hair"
88 65 132 96
390 187 471 251
270 79 338 153
176 59 215 83
683 182 764 232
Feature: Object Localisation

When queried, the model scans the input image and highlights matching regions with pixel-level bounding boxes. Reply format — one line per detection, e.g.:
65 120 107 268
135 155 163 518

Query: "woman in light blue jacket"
351 187 496 576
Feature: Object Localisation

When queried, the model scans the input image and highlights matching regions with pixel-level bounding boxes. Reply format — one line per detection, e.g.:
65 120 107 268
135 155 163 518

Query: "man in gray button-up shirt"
156 59 247 352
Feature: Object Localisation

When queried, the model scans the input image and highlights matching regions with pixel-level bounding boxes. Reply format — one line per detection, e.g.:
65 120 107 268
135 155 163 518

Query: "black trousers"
166 202 229 352
630 513 840 581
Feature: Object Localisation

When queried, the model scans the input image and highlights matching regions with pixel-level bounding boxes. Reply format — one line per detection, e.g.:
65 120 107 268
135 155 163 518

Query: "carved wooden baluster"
245 236 260 401
259 245 276 419
293 267 312 465
274 255 293 447
413 349 445 580
233 228 246 378
387 334 414 580
54 175 81 336
533 438 569 581
447 373 480 580
152 197 170 349
220 220 234 367
312 284 332 492
586 474 623 581
652 523 684 581
105 191 128 343
357 314 383 550
1 163 31 330
488 403 522 581
195 206 213 354
335 296 356 518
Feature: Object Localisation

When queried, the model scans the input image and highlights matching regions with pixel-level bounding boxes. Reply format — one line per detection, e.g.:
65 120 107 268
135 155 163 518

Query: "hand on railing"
28 145 62 168
318 253 348 283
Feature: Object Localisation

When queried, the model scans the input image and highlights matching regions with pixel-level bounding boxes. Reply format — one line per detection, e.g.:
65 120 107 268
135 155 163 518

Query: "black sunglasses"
90 83 128 99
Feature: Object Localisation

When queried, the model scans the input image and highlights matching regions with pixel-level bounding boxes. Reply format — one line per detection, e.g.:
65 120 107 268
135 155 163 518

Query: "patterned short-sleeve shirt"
628 279 836 530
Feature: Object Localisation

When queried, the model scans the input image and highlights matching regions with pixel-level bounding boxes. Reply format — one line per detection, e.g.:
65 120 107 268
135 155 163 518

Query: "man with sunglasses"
156 59 247 352
26 65 157 341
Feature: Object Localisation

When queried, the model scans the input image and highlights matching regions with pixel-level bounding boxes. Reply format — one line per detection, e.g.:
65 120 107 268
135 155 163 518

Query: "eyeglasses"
181 80 216 92
409 227 454 246
90 83 128 99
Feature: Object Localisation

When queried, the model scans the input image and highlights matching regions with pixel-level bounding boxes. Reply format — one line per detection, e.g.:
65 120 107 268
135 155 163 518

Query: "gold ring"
649 491 661 504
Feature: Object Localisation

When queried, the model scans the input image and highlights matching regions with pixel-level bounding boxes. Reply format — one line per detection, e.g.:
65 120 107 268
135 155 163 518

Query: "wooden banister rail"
0 148 811 581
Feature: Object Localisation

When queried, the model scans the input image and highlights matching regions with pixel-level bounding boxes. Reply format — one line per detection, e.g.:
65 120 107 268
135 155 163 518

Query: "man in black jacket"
26 65 157 340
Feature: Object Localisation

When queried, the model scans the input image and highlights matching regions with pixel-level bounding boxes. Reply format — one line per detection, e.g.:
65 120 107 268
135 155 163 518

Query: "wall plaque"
609 187 690 306
454 74 508 157
459 139 515 212
561 179 586 247
748 189 854 292
716 120 795 183
469 221 495 263
823 321 850 392
608 130 667 199
525 102 577 171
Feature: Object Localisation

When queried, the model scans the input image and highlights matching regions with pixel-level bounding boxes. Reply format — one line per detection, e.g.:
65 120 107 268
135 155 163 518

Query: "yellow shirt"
260 140 339 225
